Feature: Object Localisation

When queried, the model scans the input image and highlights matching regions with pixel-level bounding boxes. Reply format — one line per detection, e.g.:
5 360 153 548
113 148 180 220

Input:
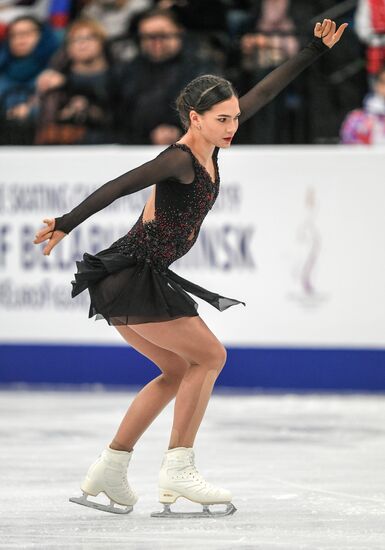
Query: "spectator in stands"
0 15 57 143
153 0 229 33
340 65 385 144
0 1 72 43
0 1 45 41
241 0 300 65
152 0 233 67
35 18 120 144
118 8 220 144
81 0 151 40
236 0 300 143
225 1 255 39
355 0 385 85
80 0 152 62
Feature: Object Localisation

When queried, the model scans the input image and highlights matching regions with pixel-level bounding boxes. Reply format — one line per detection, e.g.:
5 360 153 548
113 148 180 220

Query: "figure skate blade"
151 502 236 518
69 492 133 514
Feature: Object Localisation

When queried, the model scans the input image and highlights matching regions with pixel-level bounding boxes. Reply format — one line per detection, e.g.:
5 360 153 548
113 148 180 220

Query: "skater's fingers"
320 20 348 48
43 242 53 256
322 19 332 38
334 22 348 42
330 21 336 36
314 22 322 36
42 235 60 255
33 217 56 244
42 231 66 255
33 227 53 243
42 218 55 231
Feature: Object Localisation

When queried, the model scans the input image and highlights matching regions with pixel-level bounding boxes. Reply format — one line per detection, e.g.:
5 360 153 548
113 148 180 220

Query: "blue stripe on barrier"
0 344 384 390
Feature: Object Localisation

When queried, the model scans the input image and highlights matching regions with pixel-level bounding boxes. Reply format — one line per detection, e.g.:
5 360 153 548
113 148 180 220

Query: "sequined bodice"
113 143 219 272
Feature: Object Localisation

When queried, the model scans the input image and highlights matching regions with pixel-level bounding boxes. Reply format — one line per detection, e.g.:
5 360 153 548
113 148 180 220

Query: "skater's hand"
33 218 67 256
314 19 348 49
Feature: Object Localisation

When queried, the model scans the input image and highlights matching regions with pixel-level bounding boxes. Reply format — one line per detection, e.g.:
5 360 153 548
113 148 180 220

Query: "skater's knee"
211 344 227 373
159 357 189 385
192 344 227 374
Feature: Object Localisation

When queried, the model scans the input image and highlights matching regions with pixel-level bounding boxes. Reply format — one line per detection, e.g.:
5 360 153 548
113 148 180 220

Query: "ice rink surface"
1 388 385 550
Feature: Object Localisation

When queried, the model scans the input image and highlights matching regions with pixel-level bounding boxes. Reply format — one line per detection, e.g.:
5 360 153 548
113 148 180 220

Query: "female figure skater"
34 19 347 518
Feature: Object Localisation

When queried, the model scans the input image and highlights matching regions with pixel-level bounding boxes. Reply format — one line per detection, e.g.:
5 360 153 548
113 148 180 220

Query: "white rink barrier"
1 145 384 349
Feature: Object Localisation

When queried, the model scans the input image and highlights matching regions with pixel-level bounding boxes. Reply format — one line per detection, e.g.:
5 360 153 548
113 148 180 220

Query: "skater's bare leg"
130 315 226 449
71 326 180 511
110 325 189 452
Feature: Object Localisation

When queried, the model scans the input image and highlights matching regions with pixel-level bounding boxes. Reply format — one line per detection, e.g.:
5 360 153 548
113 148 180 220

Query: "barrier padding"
1 345 384 390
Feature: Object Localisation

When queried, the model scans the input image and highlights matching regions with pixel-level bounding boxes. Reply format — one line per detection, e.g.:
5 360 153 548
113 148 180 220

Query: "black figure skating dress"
54 38 329 325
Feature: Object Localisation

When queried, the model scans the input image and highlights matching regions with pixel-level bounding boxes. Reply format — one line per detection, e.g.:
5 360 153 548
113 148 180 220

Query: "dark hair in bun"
176 74 237 130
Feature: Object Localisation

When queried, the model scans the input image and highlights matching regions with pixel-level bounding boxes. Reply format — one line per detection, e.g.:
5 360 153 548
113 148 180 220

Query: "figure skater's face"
191 95 240 148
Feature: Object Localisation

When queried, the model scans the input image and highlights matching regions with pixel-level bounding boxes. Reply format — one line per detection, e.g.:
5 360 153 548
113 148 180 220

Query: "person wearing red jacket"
355 0 385 81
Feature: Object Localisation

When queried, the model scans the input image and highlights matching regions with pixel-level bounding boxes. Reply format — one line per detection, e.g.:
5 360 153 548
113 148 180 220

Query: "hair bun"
176 75 236 130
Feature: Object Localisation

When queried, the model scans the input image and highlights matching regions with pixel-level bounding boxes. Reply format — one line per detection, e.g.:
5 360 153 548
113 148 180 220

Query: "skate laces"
189 455 222 491
184 455 211 486
167 452 219 492
105 461 135 497
120 469 136 496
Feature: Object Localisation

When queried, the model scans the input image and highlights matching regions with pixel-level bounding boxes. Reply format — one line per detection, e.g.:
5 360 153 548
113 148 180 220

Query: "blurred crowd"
0 0 384 146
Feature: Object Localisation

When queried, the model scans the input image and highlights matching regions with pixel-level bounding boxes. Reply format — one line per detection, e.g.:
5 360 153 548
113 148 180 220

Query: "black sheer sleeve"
238 37 330 125
54 146 194 234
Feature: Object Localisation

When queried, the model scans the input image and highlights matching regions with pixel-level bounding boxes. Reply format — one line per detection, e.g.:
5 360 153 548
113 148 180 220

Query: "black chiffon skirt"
71 247 246 325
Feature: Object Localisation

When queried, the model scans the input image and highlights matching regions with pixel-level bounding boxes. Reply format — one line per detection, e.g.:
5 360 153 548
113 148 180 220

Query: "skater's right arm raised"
33 147 194 255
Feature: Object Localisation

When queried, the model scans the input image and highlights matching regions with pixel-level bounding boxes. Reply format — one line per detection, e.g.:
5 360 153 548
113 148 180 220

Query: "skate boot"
151 447 236 518
69 446 138 514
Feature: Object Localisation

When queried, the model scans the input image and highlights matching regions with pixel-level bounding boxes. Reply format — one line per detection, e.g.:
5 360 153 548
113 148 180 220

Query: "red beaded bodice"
111 143 220 272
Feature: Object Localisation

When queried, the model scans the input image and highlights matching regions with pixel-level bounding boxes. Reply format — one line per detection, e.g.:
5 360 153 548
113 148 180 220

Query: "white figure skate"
69 446 138 514
151 447 236 518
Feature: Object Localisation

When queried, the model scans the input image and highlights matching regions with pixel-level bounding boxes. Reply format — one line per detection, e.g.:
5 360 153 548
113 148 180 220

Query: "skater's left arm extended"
238 18 348 125
33 146 195 255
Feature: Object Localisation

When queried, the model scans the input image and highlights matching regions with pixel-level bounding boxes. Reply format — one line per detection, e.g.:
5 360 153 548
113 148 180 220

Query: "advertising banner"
1 145 384 348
